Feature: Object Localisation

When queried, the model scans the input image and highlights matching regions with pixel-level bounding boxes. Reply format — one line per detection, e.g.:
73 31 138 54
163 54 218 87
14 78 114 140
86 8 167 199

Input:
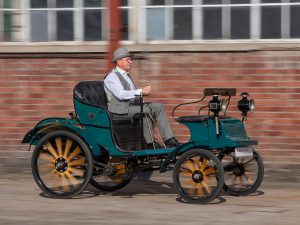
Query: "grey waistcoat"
104 70 134 115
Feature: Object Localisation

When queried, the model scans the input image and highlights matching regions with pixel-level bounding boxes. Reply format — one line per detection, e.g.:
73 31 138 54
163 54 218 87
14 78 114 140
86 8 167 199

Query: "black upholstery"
74 81 108 108
73 81 134 124
73 81 144 150
176 115 211 123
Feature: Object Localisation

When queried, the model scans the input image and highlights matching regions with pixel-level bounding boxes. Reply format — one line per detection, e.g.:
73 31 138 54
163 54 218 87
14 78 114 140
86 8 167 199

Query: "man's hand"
142 84 151 95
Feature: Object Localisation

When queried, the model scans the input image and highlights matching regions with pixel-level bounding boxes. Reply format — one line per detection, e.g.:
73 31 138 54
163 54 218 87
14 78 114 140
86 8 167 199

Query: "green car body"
23 97 257 160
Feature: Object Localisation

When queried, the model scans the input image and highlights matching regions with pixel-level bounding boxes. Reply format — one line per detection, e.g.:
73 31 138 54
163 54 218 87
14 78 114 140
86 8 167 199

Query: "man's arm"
104 73 142 100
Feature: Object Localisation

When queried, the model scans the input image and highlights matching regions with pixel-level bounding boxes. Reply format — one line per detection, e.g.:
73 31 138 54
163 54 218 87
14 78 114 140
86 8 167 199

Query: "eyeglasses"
122 57 132 63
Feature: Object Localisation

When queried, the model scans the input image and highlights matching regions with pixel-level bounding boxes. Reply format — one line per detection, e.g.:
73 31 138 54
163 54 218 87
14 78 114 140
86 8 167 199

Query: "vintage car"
22 81 264 204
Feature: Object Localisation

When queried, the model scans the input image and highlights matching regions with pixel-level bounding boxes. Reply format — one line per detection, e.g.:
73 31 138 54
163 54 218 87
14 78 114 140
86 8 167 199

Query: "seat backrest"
73 81 108 108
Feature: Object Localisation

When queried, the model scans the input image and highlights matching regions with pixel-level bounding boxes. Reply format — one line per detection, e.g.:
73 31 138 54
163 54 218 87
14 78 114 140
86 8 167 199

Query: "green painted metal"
24 97 257 159
74 98 130 157
73 99 216 157
22 117 103 156
132 148 175 157
179 117 257 150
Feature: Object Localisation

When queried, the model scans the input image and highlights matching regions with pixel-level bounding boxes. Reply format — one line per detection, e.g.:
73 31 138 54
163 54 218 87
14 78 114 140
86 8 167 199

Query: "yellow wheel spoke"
200 158 207 172
204 174 216 180
195 188 204 196
45 143 59 159
203 166 216 176
182 161 195 172
39 163 54 173
191 157 200 170
44 168 57 180
179 169 193 177
180 178 194 187
52 173 60 191
40 154 55 163
63 139 73 158
69 157 86 167
60 173 70 191
195 184 204 196
55 137 63 157
64 171 79 187
192 181 199 188
68 167 85 177
201 180 212 194
67 146 81 161
185 188 196 196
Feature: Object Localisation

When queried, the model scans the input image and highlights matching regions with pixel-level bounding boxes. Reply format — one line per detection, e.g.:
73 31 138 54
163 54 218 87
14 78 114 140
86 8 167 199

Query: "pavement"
0 167 300 225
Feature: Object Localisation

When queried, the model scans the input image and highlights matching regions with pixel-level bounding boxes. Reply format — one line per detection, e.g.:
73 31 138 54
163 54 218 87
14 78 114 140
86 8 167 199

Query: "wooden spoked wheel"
173 149 224 204
90 158 133 191
31 131 93 198
220 150 264 196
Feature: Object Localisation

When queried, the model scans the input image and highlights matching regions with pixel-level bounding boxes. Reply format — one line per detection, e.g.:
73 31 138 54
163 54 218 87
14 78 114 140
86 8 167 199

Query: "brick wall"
0 51 299 173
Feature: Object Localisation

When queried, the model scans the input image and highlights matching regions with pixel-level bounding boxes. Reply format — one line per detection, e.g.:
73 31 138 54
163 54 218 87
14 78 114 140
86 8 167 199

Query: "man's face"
117 57 132 72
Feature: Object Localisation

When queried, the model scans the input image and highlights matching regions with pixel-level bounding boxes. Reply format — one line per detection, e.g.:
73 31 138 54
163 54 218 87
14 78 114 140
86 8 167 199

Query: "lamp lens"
249 99 255 112
221 99 227 114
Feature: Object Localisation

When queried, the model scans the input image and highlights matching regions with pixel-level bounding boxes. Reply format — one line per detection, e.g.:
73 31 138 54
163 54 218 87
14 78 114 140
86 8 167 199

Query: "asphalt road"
0 170 299 225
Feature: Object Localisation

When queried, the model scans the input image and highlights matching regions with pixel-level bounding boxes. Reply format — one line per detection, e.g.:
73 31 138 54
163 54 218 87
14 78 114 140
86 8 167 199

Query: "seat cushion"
74 81 142 125
74 81 108 108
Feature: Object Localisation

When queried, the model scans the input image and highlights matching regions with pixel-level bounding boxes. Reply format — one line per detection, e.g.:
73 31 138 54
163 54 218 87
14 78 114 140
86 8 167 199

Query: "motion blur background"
0 0 300 177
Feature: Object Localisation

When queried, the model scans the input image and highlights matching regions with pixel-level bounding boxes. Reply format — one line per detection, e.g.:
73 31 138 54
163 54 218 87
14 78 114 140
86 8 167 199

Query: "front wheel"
31 131 94 198
220 149 264 196
173 148 224 204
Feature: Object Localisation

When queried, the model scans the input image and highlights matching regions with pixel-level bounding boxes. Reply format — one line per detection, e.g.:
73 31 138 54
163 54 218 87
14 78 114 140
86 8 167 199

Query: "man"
104 47 180 149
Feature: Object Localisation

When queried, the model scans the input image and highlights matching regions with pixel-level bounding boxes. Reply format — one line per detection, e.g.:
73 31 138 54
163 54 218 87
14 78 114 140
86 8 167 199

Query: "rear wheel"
173 148 224 204
220 149 264 196
90 177 131 191
31 131 93 198
90 158 134 191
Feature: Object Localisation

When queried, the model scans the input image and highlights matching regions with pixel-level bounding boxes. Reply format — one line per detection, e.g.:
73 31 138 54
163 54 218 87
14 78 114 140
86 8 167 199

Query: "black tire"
31 130 94 198
220 149 264 196
90 177 131 191
173 148 224 204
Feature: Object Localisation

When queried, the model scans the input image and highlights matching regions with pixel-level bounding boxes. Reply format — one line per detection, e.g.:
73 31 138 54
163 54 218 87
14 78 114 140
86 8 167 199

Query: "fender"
22 117 102 156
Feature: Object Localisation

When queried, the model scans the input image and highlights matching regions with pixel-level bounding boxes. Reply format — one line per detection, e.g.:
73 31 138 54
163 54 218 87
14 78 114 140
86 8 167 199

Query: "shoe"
146 141 162 149
164 137 180 148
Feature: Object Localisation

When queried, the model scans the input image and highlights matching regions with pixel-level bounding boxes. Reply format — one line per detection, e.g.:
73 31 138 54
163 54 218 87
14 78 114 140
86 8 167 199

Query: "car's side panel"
180 118 257 149
22 118 103 156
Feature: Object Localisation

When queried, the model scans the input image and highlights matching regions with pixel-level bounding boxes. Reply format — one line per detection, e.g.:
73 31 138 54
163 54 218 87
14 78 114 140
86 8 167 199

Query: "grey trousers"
120 102 174 144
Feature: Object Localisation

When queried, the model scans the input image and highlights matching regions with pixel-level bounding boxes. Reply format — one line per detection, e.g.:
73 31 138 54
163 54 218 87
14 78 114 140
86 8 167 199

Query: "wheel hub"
55 157 68 173
192 171 204 183
232 164 245 176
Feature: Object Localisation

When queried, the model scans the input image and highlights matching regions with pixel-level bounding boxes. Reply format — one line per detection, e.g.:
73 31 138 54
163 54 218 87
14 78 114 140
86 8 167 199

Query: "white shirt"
104 67 142 101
